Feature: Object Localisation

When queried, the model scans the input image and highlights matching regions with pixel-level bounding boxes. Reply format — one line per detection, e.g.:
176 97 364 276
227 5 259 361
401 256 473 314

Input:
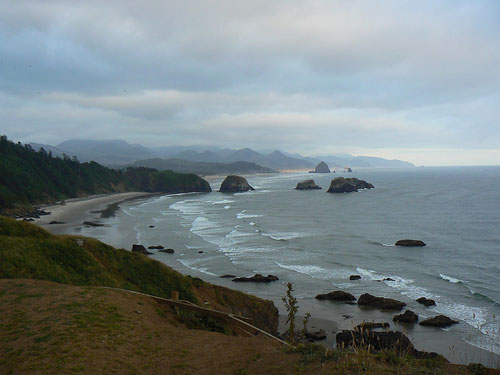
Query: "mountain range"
29 139 415 171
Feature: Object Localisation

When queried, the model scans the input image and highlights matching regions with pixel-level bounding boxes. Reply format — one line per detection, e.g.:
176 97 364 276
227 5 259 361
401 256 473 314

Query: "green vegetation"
0 216 197 302
0 135 211 214
282 282 299 344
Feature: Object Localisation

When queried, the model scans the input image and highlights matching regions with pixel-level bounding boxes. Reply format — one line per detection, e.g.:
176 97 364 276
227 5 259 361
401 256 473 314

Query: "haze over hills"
29 139 415 170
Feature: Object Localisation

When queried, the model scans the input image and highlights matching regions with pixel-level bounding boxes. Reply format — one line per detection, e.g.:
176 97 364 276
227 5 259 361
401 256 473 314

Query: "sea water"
93 166 500 357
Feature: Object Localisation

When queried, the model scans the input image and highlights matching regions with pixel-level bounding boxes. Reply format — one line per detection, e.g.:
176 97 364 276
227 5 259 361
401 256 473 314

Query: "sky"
1 0 500 166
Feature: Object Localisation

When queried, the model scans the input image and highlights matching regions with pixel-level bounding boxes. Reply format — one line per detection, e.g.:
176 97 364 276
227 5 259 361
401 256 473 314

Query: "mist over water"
103 166 500 356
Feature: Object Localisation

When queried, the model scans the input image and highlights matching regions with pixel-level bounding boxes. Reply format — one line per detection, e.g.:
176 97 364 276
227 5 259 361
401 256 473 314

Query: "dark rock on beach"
305 329 327 341
295 179 322 190
219 175 255 193
310 161 331 173
148 225 155 228
393 310 419 323
159 248 175 254
416 297 436 306
327 177 374 193
220 274 236 278
356 322 390 330
395 239 426 247
358 293 406 311
384 278 395 282
315 290 356 302
349 275 361 280
83 221 104 227
419 315 458 328
131 244 153 255
232 274 279 283
49 221 65 224
336 329 440 359
148 245 164 250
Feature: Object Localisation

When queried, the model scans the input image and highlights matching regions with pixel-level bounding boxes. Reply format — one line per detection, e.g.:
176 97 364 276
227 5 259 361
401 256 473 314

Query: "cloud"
0 0 499 164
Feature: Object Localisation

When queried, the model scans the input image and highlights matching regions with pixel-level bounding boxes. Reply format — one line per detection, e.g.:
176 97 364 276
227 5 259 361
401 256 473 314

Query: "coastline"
30 191 500 368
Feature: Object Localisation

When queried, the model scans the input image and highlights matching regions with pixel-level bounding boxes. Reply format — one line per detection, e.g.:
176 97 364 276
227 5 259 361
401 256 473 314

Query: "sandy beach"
33 192 155 235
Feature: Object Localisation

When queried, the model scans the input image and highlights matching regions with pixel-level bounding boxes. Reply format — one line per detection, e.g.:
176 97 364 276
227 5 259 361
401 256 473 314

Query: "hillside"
0 136 211 214
1 218 495 374
130 158 276 175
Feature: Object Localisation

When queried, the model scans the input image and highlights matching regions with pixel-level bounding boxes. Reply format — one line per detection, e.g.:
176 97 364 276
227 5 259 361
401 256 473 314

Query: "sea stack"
295 179 322 190
327 177 374 193
311 161 331 173
219 175 255 193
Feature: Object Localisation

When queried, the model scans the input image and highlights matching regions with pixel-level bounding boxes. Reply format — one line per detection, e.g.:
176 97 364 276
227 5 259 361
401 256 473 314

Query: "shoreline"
30 191 500 368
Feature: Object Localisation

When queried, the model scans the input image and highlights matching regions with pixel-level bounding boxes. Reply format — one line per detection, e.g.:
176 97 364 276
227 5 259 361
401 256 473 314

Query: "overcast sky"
1 0 500 165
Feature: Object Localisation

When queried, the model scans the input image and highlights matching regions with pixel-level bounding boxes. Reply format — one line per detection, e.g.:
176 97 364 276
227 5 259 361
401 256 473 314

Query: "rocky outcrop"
419 315 458 328
295 179 322 190
131 244 153 255
336 329 440 359
327 177 374 193
49 221 65 224
219 274 236 278
355 322 390 330
310 161 330 173
395 239 426 247
315 290 356 302
232 274 279 283
159 248 175 254
349 275 361 280
148 245 164 250
83 221 104 227
357 293 406 311
219 175 255 193
393 310 418 323
416 297 436 306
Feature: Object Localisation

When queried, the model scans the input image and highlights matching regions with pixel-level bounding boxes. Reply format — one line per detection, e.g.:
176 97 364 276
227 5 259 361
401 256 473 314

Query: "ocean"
84 166 500 360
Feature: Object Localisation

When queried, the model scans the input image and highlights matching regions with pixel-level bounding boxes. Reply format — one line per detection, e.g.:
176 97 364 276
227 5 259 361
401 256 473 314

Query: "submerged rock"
357 293 406 311
232 274 279 283
315 290 356 302
419 315 458 328
83 221 104 227
49 221 65 224
220 274 236 278
219 175 255 193
416 297 436 307
393 310 419 323
295 179 322 190
349 275 361 280
310 161 331 173
159 248 175 254
148 245 164 250
327 177 374 193
395 239 426 247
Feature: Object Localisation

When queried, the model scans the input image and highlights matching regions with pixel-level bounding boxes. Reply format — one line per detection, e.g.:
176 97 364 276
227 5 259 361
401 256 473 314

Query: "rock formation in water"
219 175 255 193
357 293 406 311
393 310 419 323
416 297 436 306
310 161 331 173
395 239 426 247
327 177 374 193
419 315 458 327
232 274 279 282
295 179 322 190
315 290 356 302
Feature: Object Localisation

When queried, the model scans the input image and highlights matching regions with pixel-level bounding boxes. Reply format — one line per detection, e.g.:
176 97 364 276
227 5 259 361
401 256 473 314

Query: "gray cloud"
1 0 499 165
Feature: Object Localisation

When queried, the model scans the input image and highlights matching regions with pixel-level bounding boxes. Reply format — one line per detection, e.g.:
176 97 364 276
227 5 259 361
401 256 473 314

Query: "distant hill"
130 158 275 175
56 139 154 165
26 138 414 169
0 136 211 213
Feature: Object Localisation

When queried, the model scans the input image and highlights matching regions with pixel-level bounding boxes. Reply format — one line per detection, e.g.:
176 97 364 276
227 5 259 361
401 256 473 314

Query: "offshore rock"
416 297 436 306
159 248 175 254
131 244 153 255
349 275 361 280
395 239 426 247
311 161 331 173
315 290 356 302
219 175 255 193
357 293 406 311
327 177 374 193
419 315 458 328
232 274 279 283
393 310 419 323
295 179 322 190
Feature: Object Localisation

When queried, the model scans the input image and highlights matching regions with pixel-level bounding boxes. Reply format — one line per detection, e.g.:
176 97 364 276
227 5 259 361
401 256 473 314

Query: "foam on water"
440 274 463 284
236 210 263 219
210 199 234 205
177 259 218 277
170 200 205 215
276 263 352 281
261 232 306 241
